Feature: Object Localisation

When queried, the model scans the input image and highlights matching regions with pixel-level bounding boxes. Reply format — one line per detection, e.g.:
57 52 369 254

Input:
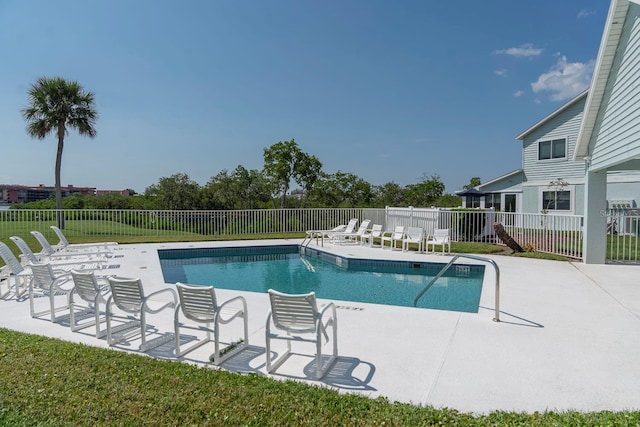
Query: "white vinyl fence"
384 207 584 259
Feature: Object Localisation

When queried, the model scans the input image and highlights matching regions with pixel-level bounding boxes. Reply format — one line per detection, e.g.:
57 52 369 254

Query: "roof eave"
477 169 524 189
574 0 630 160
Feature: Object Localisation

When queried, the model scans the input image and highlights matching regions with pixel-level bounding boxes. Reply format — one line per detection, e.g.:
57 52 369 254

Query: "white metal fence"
1 207 637 262
0 208 369 239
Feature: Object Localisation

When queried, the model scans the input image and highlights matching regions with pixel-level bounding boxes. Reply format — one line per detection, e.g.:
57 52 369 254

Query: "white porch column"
583 169 607 264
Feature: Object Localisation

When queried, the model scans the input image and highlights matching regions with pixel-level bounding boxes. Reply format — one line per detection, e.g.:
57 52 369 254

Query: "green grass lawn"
0 329 637 426
1 226 638 424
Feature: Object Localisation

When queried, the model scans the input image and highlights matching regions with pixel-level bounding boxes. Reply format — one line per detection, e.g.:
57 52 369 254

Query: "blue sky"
0 0 608 194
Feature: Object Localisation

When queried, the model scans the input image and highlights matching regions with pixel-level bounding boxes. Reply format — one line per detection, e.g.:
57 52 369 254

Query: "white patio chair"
0 241 31 298
361 224 383 247
426 228 451 254
28 262 75 322
266 289 337 379
381 226 406 250
106 276 178 352
402 226 425 253
50 225 117 251
69 269 112 338
174 283 248 364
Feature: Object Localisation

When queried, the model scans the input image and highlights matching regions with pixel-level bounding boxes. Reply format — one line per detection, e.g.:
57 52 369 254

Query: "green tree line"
13 139 461 210
17 77 463 212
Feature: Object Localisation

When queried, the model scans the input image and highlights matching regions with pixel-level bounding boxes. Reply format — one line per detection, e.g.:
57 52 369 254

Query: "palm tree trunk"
55 126 65 229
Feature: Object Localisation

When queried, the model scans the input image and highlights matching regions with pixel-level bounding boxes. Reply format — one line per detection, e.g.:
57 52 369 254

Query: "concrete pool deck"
1 238 639 415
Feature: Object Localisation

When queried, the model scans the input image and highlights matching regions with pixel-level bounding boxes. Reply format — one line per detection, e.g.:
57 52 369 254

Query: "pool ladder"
413 254 501 322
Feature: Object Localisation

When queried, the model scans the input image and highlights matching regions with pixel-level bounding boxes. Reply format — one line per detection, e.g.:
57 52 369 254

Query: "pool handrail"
413 254 501 322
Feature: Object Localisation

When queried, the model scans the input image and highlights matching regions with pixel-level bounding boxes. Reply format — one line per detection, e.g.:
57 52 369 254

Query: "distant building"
0 184 132 204
96 189 135 196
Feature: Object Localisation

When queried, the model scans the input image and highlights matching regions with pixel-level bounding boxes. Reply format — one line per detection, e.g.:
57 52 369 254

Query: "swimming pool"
159 245 485 313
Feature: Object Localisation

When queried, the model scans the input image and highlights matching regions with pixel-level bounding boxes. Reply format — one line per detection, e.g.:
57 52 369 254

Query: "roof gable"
515 91 588 141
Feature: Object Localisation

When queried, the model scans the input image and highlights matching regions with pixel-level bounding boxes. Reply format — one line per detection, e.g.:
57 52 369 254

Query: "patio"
1 238 639 414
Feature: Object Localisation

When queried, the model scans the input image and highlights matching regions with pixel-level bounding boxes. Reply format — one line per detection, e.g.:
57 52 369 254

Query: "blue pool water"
159 245 485 313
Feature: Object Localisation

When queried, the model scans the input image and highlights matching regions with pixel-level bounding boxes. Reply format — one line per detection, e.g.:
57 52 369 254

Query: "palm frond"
22 76 98 139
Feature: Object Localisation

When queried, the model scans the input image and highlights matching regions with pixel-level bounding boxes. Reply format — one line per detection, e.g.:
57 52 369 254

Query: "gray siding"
480 182 521 193
522 187 539 213
574 185 585 216
590 3 640 170
606 181 640 208
522 97 586 184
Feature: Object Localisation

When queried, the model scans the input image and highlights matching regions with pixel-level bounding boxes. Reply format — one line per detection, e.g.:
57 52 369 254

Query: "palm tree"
22 77 98 227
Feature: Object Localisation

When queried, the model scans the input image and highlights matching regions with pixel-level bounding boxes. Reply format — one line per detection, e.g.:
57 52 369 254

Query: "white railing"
497 212 584 259
1 207 637 262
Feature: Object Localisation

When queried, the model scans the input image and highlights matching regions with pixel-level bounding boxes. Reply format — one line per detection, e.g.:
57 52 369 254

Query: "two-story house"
467 87 640 217
463 0 640 264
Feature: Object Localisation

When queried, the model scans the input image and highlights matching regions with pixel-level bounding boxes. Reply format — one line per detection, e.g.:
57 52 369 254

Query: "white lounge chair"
106 277 177 352
265 289 337 379
10 235 105 269
331 219 371 244
174 283 249 364
50 225 117 251
0 241 31 298
402 226 425 253
426 228 451 254
361 224 383 247
31 230 112 257
303 224 347 247
327 218 358 243
381 226 405 250
69 269 112 338
28 262 75 322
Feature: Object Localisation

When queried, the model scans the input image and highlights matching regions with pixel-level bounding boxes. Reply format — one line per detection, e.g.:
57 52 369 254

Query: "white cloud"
531 55 595 101
494 69 508 76
494 43 543 58
513 90 524 98
577 9 596 19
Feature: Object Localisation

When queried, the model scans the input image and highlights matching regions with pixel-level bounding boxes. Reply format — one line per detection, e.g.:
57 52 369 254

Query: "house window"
542 190 571 211
466 196 481 208
485 193 501 211
538 138 566 160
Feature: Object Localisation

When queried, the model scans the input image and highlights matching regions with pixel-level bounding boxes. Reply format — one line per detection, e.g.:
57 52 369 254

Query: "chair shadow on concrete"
219 344 267 374
314 356 376 392
144 332 179 359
